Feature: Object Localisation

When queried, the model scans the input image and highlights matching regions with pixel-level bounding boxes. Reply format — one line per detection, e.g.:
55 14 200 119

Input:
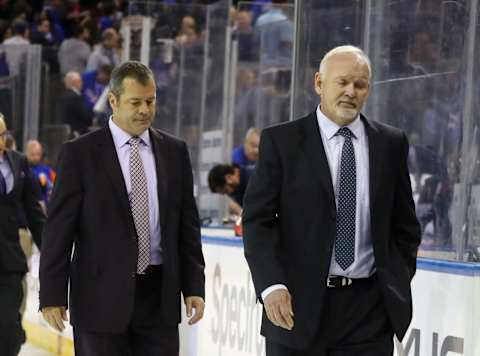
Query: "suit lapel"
5 150 19 191
362 115 383 209
149 128 168 232
98 127 132 215
300 112 336 205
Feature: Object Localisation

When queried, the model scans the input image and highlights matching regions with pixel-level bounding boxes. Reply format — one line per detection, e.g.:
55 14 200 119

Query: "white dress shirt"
261 107 375 301
0 153 14 194
108 119 162 264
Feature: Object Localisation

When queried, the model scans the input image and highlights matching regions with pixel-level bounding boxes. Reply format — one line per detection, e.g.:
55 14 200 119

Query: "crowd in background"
0 0 476 254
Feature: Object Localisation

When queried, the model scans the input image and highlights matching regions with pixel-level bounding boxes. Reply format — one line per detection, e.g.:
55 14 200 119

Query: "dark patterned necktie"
129 137 151 274
334 127 356 270
0 168 7 195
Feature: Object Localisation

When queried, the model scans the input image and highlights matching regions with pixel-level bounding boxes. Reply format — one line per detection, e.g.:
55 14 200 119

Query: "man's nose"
139 102 149 114
344 83 355 97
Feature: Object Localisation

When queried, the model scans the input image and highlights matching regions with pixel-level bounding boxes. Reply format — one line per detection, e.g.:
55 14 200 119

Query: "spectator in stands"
208 163 253 215
2 20 29 45
58 24 91 75
25 140 56 206
254 0 293 67
234 10 257 61
176 15 200 46
57 71 94 136
82 63 112 110
86 27 120 71
0 113 45 356
232 127 260 170
30 16 61 73
98 0 122 31
3 20 30 75
42 0 67 42
30 18 55 46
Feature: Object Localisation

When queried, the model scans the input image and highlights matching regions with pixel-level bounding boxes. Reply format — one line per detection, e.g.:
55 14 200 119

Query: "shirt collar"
316 105 363 140
108 117 151 149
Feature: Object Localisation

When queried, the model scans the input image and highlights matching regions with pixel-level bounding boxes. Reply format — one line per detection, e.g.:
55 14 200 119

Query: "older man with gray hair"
56 71 94 137
243 45 421 355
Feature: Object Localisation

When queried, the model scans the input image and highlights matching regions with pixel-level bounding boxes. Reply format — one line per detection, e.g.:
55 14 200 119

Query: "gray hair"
245 127 260 140
319 45 372 80
109 61 155 98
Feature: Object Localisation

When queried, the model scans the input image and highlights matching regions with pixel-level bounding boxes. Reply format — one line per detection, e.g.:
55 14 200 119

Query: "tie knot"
337 127 353 139
129 136 141 147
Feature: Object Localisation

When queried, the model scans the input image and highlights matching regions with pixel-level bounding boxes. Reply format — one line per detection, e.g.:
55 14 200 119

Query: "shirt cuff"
261 284 288 301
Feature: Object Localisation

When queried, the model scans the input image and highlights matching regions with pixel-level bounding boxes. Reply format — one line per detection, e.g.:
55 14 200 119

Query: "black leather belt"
326 276 353 288
326 274 374 288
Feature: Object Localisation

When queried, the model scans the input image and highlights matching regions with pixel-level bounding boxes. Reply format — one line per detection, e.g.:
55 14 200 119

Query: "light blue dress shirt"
316 106 375 278
261 107 375 300
108 119 162 265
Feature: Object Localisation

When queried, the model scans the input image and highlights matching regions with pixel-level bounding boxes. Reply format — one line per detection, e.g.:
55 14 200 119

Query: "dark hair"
208 164 236 193
12 20 28 36
109 61 154 98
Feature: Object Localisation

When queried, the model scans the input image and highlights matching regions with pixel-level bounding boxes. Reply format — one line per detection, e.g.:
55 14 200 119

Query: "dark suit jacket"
56 88 93 133
39 126 205 332
242 111 421 349
0 150 45 273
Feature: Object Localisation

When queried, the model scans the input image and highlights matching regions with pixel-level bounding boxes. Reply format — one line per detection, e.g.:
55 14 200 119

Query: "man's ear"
314 72 322 96
108 92 117 112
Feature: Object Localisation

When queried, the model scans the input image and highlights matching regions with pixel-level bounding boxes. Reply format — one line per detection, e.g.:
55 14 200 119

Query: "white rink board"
25 229 480 356
180 231 480 356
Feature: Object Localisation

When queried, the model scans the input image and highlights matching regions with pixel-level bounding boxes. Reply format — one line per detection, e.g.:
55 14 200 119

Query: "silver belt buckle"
326 276 335 288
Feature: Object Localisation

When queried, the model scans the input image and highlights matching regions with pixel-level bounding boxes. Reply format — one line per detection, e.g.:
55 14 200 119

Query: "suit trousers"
74 266 179 356
0 273 26 356
18 228 33 316
266 274 394 356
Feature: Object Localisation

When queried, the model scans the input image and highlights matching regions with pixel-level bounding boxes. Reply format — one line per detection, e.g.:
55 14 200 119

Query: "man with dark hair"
3 20 29 45
58 25 91 75
208 163 252 214
2 20 30 75
0 114 45 356
40 60 205 355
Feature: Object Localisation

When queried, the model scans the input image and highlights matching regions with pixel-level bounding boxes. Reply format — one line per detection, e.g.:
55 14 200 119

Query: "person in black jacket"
56 71 94 137
0 113 45 356
243 46 421 356
40 61 205 356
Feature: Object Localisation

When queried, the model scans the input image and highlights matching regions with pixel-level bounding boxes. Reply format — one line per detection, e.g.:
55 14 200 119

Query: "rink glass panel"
291 0 480 262
128 1 231 220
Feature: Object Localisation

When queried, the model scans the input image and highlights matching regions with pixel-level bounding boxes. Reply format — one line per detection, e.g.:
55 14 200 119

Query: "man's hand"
42 306 68 332
264 289 294 330
185 296 205 325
